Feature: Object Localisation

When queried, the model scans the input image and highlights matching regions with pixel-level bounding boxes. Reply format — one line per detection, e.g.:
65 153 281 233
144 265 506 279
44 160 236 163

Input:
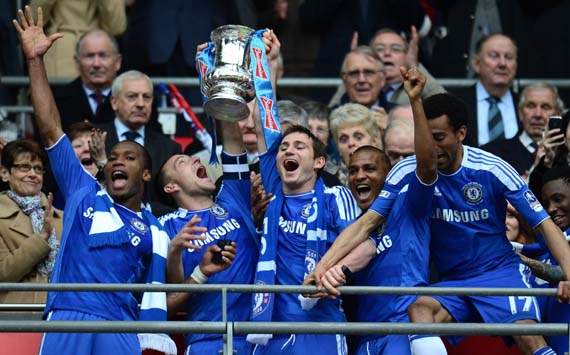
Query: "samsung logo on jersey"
279 217 307 235
188 218 241 252
432 208 489 223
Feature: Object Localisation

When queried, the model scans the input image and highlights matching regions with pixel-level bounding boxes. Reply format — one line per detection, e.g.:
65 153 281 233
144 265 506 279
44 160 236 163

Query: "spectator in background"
0 140 63 305
383 118 414 166
451 33 520 146
52 30 121 129
29 0 126 79
277 100 309 131
299 0 424 100
330 103 382 185
483 83 564 175
506 203 534 245
97 70 181 215
370 28 445 108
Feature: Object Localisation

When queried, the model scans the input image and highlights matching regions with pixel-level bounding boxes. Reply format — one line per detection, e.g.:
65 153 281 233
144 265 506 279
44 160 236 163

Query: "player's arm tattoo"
519 254 566 284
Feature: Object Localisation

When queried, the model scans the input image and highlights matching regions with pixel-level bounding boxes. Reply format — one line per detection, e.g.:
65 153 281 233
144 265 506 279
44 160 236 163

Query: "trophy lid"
211 25 255 42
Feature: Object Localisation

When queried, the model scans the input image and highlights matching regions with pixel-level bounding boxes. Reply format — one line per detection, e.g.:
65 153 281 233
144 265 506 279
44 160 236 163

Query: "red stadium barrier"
0 333 42 355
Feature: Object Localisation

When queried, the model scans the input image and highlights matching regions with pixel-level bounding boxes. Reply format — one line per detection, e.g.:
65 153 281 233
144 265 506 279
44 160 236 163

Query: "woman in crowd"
0 139 62 304
329 102 383 185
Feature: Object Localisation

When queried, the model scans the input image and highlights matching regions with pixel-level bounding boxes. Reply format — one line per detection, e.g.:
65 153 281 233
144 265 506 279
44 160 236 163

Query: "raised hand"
89 128 108 170
262 29 281 62
169 215 207 255
199 242 237 277
250 171 272 228
405 26 419 68
539 128 565 168
12 6 63 60
400 66 426 101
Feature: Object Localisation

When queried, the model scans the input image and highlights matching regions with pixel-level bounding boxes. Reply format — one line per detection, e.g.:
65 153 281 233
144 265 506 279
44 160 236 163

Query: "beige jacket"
0 192 63 304
30 0 126 79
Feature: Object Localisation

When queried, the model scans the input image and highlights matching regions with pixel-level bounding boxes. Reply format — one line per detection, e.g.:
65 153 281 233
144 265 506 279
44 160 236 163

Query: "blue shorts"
431 263 541 345
39 310 140 355
252 334 347 355
538 295 570 354
356 335 411 355
186 336 251 355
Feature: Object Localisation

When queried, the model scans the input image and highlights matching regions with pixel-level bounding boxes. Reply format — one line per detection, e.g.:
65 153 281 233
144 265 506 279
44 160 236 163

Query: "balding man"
384 115 414 166
53 30 122 129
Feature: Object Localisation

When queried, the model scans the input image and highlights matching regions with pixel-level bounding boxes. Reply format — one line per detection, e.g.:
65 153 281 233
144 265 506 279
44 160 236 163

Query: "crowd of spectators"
1 1 570 355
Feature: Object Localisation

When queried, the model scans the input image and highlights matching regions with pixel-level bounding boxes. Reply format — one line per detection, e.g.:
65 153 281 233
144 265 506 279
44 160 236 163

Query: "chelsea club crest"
130 218 148 234
462 182 484 205
210 203 228 219
300 203 313 219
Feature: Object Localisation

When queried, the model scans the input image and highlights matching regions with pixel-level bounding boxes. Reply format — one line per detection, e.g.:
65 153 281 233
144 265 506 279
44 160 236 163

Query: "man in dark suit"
482 83 564 176
98 70 181 215
53 29 120 129
450 33 520 147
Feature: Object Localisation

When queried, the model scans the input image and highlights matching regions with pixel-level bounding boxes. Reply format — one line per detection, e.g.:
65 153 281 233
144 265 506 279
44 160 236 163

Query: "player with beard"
317 67 440 354
517 167 570 354
311 88 570 354
247 115 359 352
157 113 257 355
14 7 181 354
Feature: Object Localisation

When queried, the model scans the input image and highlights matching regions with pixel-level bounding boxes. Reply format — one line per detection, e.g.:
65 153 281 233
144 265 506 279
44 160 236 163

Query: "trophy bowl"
202 25 256 122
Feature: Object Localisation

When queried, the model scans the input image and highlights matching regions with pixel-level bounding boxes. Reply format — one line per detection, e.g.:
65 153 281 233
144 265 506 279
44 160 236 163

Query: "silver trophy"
201 25 256 122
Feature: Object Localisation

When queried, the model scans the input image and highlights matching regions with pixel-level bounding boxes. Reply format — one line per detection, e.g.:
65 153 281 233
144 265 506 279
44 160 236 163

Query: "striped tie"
486 96 504 142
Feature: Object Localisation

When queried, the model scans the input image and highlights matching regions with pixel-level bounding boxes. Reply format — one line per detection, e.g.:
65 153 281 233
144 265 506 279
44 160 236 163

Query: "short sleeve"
404 172 436 217
505 186 549 229
370 157 417 219
46 135 98 200
216 152 251 210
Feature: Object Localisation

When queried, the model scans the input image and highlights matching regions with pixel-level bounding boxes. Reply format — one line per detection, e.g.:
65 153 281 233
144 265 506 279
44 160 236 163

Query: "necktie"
530 141 538 153
90 91 105 112
123 131 140 142
486 96 504 142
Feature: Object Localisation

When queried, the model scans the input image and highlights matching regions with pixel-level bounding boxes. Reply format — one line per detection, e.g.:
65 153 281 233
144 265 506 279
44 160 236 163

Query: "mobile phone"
548 116 563 131
212 239 232 265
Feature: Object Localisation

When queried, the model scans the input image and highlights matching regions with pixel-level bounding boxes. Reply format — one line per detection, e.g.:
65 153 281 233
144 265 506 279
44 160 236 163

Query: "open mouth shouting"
110 169 129 190
196 164 209 179
283 159 300 173
355 183 372 201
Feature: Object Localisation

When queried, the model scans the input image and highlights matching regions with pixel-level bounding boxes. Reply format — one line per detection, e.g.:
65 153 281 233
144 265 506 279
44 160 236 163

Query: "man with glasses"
370 28 444 108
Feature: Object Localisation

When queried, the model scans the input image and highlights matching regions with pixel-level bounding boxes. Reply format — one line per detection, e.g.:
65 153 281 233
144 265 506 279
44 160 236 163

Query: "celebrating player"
312 94 570 354
14 6 175 354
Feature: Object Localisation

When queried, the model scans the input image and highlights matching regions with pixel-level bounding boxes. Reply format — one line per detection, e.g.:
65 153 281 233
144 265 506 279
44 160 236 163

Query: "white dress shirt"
114 118 146 146
476 81 518 145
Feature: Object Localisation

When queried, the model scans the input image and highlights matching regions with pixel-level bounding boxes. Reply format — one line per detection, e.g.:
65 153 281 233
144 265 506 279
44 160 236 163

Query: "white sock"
410 336 448 355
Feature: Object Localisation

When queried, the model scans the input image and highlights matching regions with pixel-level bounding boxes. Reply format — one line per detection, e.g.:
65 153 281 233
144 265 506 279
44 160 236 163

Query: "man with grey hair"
98 70 180 214
53 29 122 129
277 100 309 130
482 82 565 175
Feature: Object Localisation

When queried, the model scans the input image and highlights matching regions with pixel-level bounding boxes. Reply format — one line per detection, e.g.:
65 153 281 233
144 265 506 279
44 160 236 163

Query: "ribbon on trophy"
195 42 220 164
249 29 282 150
196 30 282 157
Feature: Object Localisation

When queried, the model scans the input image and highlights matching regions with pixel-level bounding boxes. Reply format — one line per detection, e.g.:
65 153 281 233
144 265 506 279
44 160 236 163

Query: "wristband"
190 265 208 284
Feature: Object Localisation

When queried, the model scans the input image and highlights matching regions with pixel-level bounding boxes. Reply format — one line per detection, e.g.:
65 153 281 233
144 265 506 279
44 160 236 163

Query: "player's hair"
423 93 470 131
112 140 152 172
542 167 570 187
282 125 327 160
155 157 177 207
350 145 391 170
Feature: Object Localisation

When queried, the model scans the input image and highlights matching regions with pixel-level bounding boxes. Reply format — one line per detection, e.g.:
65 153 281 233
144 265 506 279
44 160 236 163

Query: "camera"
548 116 563 132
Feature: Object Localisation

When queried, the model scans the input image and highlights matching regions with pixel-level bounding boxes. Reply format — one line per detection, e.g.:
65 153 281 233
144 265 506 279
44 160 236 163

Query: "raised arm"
220 120 245 155
400 66 437 184
519 254 565 284
536 219 570 302
13 6 64 148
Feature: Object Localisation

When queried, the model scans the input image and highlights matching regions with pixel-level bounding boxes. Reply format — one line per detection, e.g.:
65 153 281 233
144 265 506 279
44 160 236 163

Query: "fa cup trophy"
201 25 256 122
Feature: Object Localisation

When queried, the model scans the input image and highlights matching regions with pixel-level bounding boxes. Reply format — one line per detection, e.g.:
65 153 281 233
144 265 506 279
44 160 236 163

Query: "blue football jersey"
259 150 360 322
356 163 434 331
371 146 549 280
159 152 258 345
45 135 152 321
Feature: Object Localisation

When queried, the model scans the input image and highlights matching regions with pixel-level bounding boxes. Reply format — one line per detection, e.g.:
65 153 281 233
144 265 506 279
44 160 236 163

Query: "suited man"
451 33 520 146
369 28 445 107
98 70 181 214
53 30 120 129
482 83 564 175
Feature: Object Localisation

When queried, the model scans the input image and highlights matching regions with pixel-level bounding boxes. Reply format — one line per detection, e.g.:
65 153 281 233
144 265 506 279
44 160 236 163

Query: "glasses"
342 69 382 81
374 44 406 54
11 164 45 175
